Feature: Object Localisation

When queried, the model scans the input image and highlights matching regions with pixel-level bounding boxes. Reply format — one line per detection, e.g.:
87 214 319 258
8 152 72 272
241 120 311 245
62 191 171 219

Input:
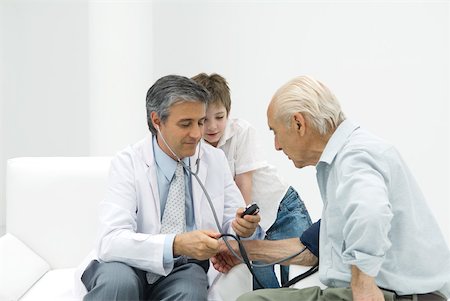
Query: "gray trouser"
237 286 447 301
81 260 209 301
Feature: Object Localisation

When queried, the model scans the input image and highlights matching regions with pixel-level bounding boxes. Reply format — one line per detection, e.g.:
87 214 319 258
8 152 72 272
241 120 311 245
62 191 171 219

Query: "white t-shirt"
216 118 289 231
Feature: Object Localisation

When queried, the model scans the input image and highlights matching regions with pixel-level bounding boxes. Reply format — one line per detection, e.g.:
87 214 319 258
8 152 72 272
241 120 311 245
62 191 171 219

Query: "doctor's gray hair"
146 75 210 135
271 75 345 135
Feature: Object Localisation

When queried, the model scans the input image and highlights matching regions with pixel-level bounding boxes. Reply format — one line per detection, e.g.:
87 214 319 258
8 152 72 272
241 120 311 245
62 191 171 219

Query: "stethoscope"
156 125 307 288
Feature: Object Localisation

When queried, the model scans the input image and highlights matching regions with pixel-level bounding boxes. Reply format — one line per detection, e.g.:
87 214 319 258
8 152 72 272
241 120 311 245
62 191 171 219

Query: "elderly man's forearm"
243 238 318 266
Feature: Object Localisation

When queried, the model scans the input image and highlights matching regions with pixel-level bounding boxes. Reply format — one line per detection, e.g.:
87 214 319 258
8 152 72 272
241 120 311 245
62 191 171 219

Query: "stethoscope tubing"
157 129 306 271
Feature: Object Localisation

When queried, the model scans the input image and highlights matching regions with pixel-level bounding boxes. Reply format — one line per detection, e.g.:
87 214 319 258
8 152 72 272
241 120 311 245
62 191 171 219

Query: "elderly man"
235 76 450 301
80 75 260 301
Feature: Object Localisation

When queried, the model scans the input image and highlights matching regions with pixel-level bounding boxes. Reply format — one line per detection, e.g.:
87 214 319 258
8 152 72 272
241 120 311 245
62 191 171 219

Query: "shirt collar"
152 135 188 181
318 119 360 165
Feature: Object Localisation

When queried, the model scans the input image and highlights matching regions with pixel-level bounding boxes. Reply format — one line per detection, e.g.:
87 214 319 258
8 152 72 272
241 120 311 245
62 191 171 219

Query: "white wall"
88 0 151 155
0 0 91 235
0 1 5 235
152 1 450 241
1 0 91 158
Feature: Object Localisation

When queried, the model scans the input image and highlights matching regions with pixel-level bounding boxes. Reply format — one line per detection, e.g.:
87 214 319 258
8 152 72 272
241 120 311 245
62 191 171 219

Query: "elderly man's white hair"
271 75 346 135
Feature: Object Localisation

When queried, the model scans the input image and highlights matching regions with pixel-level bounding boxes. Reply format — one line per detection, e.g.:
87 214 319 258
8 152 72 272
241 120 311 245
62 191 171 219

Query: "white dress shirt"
217 118 289 231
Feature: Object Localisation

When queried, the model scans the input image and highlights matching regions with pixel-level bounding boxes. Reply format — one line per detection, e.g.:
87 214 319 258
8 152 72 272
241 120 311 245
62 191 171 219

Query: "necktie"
161 162 186 234
147 162 186 284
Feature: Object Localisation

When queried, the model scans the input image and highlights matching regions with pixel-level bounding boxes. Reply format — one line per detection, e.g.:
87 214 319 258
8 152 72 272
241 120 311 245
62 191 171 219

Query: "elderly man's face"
156 101 206 160
267 103 313 169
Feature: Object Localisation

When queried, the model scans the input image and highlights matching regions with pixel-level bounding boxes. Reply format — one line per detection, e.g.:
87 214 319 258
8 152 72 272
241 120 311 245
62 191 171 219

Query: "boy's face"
203 102 228 147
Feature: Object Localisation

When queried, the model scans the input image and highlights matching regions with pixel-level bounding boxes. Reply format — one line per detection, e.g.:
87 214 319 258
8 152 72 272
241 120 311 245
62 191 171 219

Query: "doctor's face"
157 101 206 160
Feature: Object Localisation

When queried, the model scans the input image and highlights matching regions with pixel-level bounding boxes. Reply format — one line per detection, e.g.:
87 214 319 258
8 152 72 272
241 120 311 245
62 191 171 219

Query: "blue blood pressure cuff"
300 219 321 258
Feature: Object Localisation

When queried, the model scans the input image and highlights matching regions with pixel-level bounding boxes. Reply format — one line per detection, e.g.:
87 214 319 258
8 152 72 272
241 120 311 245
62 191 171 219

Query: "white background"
0 0 449 242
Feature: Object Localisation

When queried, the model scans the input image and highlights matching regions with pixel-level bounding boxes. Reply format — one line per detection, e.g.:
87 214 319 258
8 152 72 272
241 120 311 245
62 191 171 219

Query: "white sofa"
0 157 322 301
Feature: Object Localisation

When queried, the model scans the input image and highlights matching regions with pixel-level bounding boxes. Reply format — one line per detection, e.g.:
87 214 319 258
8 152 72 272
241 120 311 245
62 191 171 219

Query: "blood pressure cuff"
300 219 321 258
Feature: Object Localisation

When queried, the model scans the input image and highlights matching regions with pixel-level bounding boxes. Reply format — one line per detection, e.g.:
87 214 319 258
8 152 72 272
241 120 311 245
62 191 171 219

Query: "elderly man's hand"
211 240 242 273
232 207 260 238
351 265 385 301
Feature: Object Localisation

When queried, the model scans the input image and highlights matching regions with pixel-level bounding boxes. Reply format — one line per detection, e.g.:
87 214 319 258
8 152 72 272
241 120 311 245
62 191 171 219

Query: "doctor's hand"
232 208 260 238
173 230 221 260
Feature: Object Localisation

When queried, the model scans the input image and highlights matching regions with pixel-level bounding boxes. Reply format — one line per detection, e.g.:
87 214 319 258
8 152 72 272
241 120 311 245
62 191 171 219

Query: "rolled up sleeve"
337 150 393 277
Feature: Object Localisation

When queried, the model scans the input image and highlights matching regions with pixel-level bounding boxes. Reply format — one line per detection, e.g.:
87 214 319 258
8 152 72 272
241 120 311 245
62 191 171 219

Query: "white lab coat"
98 135 246 272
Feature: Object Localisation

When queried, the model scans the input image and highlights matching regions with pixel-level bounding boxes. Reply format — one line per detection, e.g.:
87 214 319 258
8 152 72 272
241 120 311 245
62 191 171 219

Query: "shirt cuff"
163 234 176 269
343 250 384 277
235 161 267 175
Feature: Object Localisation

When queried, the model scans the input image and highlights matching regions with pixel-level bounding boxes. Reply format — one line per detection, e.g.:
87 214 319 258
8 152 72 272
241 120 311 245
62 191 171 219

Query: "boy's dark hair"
191 73 231 115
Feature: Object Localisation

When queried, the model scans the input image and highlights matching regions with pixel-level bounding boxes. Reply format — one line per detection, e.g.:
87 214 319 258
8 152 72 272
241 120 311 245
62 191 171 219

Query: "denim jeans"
252 186 312 289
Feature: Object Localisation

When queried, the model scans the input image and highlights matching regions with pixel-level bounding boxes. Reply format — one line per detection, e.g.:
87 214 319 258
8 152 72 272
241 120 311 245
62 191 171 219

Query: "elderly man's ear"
293 112 306 135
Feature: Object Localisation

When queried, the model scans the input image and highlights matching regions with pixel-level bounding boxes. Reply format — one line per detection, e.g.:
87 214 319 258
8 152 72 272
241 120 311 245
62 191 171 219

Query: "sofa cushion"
0 233 50 300
211 264 252 301
20 268 79 301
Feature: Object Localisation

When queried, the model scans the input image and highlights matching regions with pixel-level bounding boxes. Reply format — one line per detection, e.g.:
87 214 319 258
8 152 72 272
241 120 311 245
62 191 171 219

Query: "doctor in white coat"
80 75 261 301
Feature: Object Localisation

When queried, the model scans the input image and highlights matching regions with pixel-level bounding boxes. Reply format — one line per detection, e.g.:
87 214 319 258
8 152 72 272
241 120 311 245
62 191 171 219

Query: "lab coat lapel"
191 146 207 230
143 135 161 224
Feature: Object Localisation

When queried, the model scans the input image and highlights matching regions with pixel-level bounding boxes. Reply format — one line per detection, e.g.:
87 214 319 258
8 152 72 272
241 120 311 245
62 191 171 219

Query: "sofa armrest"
0 233 50 300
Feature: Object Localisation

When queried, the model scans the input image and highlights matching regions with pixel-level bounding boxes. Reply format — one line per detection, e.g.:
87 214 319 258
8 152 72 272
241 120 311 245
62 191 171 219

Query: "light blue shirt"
317 119 450 297
152 136 196 267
